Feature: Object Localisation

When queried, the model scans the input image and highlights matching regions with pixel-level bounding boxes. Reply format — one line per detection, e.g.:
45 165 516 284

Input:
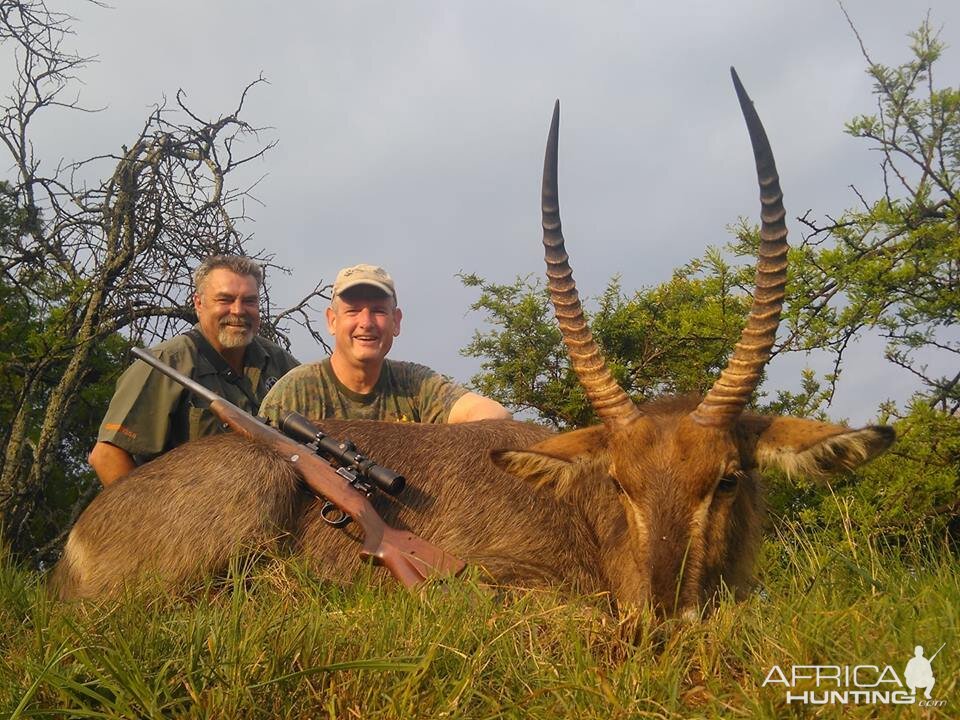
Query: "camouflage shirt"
258 358 469 425
97 327 299 460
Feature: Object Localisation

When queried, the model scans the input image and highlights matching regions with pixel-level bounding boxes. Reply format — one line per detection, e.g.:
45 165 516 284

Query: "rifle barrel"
132 347 218 405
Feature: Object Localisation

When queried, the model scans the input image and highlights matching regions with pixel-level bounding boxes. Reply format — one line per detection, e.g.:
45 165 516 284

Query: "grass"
1 524 957 719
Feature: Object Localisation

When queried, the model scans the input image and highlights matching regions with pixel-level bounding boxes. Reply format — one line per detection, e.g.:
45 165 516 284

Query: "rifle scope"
277 410 406 496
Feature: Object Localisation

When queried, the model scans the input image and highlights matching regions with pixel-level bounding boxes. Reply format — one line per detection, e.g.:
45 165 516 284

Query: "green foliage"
460 250 752 427
767 401 960 545
0 273 130 557
757 22 960 539
459 273 572 426
759 368 833 419
0 182 34 242
763 20 960 412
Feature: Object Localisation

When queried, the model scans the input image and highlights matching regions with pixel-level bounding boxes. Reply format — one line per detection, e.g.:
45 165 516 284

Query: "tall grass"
1 524 956 719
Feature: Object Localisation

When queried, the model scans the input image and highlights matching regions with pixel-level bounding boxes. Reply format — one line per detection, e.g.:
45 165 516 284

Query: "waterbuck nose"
648 528 699 617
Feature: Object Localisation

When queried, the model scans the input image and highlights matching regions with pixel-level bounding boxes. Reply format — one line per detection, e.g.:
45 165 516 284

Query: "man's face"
326 287 402 367
194 268 261 352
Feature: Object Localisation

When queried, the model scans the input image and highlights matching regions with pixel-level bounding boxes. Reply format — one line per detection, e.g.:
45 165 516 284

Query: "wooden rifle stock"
129 347 465 588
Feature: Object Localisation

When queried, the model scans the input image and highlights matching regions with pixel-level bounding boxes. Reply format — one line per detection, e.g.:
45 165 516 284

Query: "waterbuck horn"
690 68 789 427
542 100 642 428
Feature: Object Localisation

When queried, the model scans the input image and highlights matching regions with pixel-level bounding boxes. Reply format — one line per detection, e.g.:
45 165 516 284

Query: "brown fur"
51 406 894 615
49 434 306 599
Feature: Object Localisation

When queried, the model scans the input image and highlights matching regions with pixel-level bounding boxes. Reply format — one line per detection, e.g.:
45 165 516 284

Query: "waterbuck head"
491 69 895 617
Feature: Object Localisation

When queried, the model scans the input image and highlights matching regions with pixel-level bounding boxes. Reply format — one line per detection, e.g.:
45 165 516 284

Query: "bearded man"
88 255 299 486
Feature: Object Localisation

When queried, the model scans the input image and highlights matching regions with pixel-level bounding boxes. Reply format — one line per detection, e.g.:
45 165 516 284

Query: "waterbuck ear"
490 425 609 493
740 415 895 479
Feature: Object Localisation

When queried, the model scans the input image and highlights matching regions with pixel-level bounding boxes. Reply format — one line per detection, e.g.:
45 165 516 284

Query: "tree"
762 17 960 415
460 248 753 428
756 16 960 541
0 1 326 557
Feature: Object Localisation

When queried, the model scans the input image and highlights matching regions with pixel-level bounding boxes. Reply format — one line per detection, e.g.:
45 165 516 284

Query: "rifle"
131 347 466 588
275 408 404 527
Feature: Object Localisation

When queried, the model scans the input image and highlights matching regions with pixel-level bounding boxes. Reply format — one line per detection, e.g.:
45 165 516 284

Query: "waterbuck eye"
717 473 742 493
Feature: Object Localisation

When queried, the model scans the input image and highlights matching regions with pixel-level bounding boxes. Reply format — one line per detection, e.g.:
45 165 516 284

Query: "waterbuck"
51 70 894 615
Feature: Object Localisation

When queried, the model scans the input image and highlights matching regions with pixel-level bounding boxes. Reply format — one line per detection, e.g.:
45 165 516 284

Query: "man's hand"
447 392 513 423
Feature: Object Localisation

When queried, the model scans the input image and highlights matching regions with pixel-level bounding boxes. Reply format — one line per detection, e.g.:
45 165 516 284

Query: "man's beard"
217 315 255 349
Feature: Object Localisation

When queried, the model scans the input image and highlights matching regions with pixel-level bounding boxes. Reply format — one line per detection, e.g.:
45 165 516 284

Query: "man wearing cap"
259 264 511 425
89 255 300 486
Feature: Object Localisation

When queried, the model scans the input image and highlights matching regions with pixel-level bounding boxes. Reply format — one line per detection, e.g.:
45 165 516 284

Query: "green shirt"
97 328 299 460
258 358 469 425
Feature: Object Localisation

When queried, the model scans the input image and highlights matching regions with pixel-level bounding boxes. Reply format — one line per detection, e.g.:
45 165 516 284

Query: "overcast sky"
9 1 960 424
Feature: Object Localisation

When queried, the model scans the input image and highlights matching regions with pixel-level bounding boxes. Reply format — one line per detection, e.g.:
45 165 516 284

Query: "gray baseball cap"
332 264 397 301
